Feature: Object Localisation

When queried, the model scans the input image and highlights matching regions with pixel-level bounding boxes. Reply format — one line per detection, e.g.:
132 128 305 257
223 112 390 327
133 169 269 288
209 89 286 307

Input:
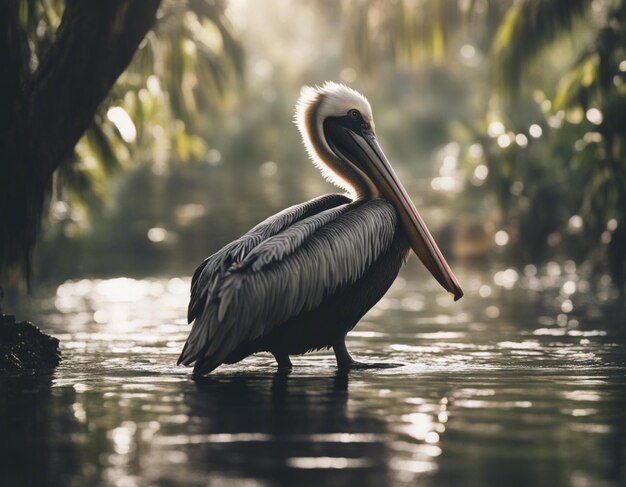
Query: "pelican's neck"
300 93 377 200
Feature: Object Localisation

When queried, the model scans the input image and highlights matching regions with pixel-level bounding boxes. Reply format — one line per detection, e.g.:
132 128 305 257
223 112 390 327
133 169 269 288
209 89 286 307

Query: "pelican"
178 82 463 376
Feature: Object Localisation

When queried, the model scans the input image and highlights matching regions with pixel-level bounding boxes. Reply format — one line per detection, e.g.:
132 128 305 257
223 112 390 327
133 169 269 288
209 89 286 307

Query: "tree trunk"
0 0 161 283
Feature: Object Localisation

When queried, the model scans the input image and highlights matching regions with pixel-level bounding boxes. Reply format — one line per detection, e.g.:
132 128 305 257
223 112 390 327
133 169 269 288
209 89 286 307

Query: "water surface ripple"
2 263 625 486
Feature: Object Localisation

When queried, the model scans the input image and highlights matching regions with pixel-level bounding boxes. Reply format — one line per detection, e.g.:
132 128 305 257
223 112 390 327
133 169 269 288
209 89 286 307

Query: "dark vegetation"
0 0 160 282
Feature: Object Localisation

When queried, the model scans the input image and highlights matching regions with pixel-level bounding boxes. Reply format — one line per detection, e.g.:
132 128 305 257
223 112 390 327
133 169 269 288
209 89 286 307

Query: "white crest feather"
295 82 374 196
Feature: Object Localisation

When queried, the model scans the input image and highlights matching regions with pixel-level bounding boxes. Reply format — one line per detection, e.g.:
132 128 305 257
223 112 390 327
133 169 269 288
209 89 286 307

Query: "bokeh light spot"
586 108 603 125
529 124 542 138
494 230 509 246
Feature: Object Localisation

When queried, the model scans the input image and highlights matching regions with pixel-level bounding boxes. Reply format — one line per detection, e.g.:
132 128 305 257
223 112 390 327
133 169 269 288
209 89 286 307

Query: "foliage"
343 0 626 295
486 0 626 294
16 0 243 216
492 0 588 94
343 0 507 71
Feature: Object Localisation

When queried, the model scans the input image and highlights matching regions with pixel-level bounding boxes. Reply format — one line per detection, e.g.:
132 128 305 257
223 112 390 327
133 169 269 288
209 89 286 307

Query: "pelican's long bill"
325 119 464 301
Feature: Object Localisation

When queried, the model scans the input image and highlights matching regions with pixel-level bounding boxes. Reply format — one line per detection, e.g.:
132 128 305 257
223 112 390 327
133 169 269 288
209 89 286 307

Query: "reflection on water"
2 262 626 486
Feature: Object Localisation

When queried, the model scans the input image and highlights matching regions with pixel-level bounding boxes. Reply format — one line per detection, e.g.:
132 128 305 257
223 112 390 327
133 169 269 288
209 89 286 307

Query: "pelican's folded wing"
180 193 350 365
186 193 351 323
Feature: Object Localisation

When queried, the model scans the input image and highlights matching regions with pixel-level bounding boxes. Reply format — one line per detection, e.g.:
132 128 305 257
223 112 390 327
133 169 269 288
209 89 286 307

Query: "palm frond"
492 0 589 95
343 0 508 73
48 0 244 211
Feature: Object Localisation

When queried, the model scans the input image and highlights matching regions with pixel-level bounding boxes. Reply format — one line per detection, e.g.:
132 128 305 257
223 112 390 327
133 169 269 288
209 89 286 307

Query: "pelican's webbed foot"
333 337 402 370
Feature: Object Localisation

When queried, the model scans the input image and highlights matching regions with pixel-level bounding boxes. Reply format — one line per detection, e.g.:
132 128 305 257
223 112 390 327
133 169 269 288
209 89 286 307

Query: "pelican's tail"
177 318 209 366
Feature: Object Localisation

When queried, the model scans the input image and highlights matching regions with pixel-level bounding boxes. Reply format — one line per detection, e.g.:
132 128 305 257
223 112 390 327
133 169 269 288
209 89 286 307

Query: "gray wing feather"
180 193 350 364
186 193 351 324
181 198 397 374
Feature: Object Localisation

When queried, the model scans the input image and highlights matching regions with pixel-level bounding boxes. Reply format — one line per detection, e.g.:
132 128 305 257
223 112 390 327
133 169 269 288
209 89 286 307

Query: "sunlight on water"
2 263 626 486
286 457 375 469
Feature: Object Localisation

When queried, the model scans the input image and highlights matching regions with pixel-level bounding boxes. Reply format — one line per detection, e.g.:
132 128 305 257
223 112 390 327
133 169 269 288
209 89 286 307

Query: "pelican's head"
295 81 463 301
295 82 377 197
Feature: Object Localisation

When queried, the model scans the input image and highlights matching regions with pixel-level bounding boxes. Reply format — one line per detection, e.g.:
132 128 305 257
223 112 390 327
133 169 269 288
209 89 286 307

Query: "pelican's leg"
272 350 293 372
333 337 355 369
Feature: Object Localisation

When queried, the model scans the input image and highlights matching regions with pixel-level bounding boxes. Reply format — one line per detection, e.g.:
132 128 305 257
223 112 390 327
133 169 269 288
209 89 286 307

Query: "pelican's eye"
348 109 361 121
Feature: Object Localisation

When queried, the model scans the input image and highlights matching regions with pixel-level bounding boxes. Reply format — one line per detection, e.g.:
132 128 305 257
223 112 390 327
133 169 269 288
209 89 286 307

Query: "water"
2 261 626 486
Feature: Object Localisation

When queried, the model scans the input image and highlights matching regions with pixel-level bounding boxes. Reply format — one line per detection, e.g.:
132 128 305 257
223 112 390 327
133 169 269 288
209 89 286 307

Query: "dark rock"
0 314 61 371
